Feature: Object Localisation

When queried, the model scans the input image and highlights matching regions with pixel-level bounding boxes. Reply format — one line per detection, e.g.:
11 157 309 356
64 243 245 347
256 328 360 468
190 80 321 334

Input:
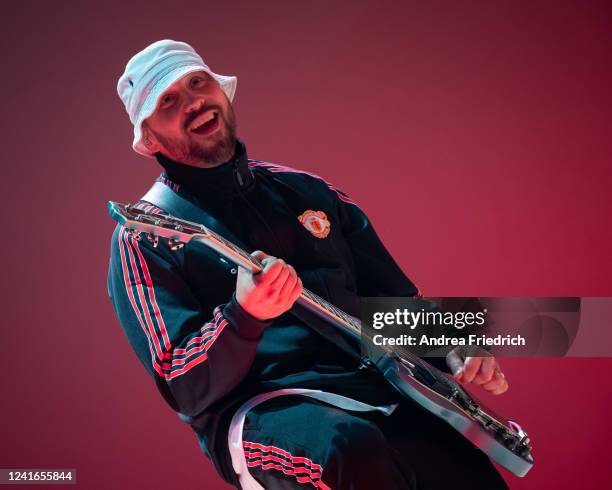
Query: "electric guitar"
108 201 534 477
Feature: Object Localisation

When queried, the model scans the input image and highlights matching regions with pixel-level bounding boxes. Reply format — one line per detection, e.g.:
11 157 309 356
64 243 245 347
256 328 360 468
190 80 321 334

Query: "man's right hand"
235 250 303 321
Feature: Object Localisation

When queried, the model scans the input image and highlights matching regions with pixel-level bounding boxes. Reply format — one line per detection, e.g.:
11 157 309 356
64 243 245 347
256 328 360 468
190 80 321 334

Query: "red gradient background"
2 1 611 488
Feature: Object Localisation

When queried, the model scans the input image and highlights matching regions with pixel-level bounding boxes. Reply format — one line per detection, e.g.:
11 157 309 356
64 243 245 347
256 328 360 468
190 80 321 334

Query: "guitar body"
376 354 533 476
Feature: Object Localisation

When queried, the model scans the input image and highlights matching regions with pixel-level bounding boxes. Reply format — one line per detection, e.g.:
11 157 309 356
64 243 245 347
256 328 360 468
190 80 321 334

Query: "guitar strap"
140 181 363 364
141 181 251 252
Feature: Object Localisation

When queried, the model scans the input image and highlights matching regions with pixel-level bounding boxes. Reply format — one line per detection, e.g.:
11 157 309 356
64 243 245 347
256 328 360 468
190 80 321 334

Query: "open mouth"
189 110 220 136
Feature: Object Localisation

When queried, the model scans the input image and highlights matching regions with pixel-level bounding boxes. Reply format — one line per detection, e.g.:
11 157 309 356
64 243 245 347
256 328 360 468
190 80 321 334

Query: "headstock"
107 201 210 251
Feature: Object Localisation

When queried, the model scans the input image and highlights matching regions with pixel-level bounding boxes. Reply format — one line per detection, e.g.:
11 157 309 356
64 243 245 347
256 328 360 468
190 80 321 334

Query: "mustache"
184 105 223 130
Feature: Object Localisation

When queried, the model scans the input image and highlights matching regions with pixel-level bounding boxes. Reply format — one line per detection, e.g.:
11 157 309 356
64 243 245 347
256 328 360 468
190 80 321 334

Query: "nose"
185 96 206 113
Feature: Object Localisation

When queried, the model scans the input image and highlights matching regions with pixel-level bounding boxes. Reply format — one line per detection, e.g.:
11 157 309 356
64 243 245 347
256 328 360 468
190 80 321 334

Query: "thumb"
251 250 270 267
250 250 273 277
251 250 269 260
446 349 465 380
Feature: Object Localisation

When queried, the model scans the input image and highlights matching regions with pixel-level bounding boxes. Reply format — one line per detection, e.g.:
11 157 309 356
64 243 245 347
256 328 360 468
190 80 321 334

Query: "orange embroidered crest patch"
298 210 331 239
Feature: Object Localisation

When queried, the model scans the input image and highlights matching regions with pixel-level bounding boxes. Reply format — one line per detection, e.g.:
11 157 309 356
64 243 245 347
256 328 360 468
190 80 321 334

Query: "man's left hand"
446 348 509 395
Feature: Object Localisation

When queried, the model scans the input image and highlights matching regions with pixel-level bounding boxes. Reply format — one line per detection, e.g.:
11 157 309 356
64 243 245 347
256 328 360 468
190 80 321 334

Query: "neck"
154 138 255 197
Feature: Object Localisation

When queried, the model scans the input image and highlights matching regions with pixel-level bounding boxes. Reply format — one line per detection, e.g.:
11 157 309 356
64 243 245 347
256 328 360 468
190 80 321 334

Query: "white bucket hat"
117 39 237 157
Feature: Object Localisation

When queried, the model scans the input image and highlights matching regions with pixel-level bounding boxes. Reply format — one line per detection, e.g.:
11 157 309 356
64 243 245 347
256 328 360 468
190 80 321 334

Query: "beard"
152 103 237 168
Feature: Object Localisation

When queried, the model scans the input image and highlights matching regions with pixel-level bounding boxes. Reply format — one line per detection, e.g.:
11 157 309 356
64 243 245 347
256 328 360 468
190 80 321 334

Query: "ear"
141 124 162 153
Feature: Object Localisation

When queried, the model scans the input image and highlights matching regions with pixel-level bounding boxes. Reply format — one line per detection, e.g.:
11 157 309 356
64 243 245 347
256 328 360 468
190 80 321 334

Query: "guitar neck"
194 229 363 341
199 229 438 374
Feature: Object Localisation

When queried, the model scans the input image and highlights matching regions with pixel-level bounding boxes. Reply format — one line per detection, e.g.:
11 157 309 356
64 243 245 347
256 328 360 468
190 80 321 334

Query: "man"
109 39 509 489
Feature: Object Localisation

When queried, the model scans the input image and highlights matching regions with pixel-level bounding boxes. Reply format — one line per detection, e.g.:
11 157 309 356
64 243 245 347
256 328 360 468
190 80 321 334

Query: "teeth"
190 111 216 131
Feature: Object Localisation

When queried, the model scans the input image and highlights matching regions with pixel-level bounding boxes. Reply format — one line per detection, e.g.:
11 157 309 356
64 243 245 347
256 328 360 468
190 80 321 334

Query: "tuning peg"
146 233 159 247
168 238 185 251
126 228 141 240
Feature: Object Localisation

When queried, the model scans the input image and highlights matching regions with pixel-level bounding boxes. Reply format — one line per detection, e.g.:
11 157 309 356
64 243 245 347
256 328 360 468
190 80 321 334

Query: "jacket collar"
155 138 255 199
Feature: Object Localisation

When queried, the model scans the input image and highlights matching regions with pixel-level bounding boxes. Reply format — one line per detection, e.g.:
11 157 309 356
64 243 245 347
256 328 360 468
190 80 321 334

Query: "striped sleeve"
108 224 270 416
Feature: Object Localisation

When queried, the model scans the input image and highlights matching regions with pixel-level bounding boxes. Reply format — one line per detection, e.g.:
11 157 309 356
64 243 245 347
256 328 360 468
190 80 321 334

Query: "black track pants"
239 395 509 489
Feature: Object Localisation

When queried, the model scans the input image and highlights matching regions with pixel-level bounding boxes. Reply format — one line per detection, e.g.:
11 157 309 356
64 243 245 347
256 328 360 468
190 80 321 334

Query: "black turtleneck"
154 138 255 200
153 138 296 260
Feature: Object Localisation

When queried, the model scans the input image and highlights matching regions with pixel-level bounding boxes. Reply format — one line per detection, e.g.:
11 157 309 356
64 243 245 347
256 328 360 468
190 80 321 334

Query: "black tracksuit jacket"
107 139 433 484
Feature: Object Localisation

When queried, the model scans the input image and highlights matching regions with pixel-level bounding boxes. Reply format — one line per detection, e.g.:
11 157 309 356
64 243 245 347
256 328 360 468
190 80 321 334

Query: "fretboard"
200 225 363 339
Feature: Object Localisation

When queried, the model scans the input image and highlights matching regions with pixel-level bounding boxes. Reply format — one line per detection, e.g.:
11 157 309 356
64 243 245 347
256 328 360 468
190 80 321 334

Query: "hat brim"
132 65 237 158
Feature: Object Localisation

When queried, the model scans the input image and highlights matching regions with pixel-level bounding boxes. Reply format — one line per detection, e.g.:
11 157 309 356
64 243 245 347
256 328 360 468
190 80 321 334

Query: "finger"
446 349 465 380
257 258 283 284
251 250 271 273
492 379 509 395
483 371 508 394
279 266 298 299
290 277 303 303
473 356 496 384
269 260 290 288
251 250 270 261
494 363 502 377
482 376 503 392
492 371 509 394
461 357 482 383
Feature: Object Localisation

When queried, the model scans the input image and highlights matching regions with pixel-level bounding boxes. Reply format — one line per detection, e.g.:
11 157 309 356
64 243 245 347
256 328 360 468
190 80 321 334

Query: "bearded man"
108 39 509 489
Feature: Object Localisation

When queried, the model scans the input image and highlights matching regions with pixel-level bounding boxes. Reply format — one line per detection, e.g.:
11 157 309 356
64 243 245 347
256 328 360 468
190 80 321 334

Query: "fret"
201 230 357 332
205 227 255 264
302 288 362 333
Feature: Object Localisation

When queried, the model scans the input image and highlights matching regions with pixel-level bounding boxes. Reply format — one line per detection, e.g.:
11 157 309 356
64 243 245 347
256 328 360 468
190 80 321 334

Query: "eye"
191 76 207 87
159 93 176 109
